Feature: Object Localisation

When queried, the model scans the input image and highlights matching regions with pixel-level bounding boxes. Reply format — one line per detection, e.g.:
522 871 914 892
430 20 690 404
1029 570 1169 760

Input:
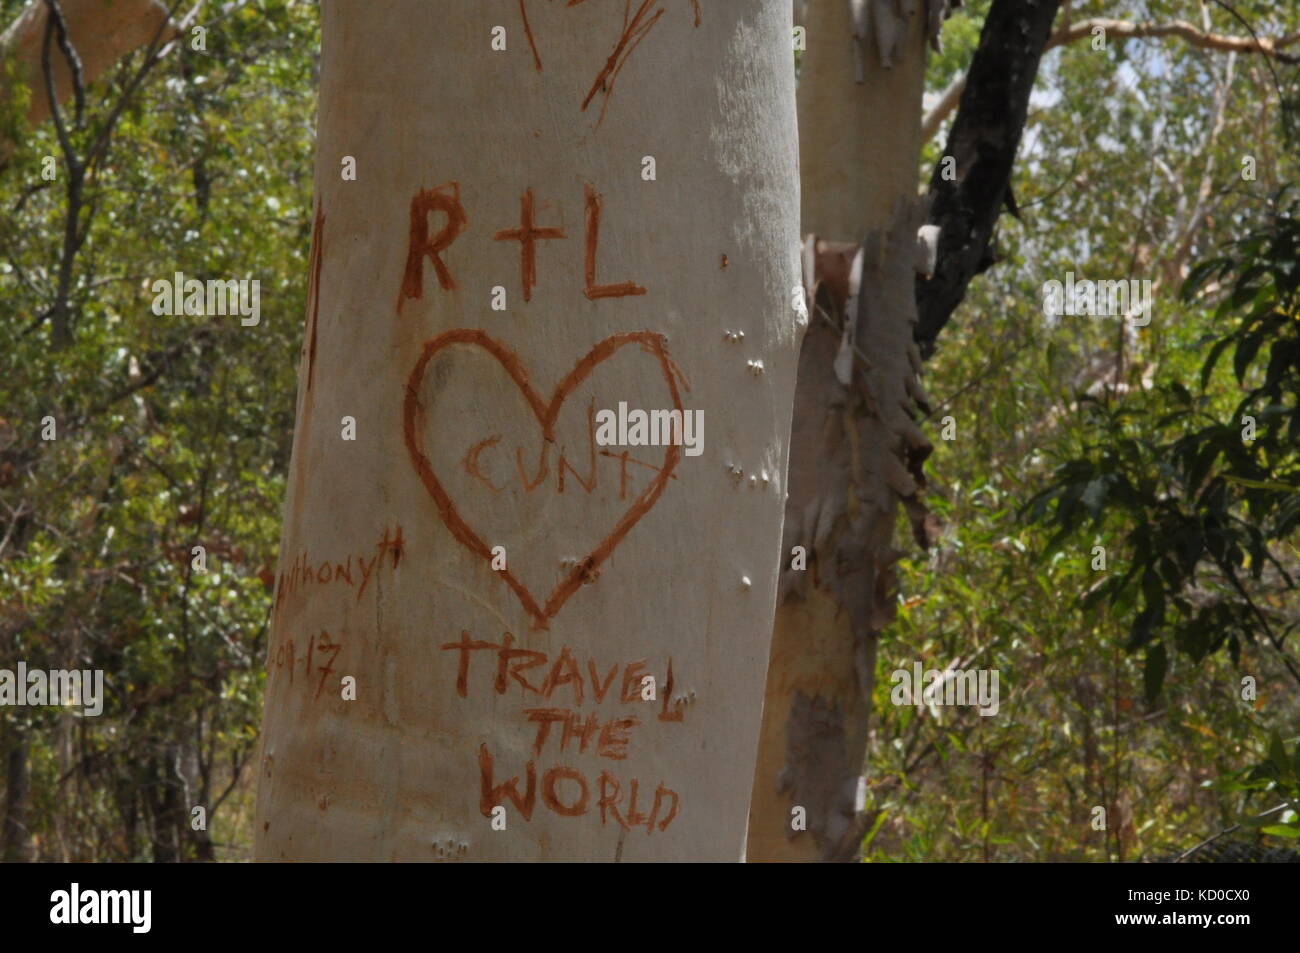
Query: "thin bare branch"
923 16 1300 142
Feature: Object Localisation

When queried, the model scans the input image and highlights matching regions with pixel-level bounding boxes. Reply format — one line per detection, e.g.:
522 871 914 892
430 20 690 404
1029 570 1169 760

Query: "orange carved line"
597 3 665 126
464 435 505 493
515 444 550 491
524 0 698 125
306 205 325 392
582 0 664 128
584 183 646 299
403 329 685 628
520 0 543 71
397 183 467 314
494 188 565 303
558 400 598 494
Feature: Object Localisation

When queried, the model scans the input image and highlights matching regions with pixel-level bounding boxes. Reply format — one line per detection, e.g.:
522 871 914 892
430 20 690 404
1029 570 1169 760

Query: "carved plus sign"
494 188 566 302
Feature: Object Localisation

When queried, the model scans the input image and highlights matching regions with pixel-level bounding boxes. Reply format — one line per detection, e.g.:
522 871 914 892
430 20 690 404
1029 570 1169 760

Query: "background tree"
751 0 1299 863
863 0 1300 861
748 0 946 863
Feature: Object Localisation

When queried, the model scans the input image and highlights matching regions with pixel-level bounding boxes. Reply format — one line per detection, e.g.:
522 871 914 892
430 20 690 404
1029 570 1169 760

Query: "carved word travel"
443 631 686 833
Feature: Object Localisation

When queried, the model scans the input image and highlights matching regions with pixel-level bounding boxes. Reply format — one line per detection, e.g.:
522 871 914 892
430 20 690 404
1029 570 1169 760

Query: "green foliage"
870 0 1300 863
1026 188 1300 702
0 0 319 861
1220 729 1300 839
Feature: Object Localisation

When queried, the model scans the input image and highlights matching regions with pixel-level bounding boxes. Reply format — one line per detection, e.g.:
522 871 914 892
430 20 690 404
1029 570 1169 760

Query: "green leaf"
1260 825 1300 838
1222 475 1300 493
1234 324 1269 383
1201 336 1235 390
1269 730 1290 777
1143 642 1167 705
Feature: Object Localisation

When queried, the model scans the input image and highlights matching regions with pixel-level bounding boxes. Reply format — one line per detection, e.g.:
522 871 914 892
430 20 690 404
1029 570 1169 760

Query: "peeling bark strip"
780 691 853 851
760 207 937 861
749 0 949 864
848 0 956 73
914 0 1062 358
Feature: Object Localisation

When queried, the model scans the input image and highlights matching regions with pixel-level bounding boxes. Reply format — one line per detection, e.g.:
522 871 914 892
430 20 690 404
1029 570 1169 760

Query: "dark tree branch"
44 0 85 128
1174 802 1291 862
40 4 83 348
76 328 215 428
28 1 182 345
914 0 1062 359
83 3 181 176
10 181 51 215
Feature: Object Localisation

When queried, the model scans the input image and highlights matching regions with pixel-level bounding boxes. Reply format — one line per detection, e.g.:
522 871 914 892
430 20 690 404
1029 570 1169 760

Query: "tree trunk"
915 0 1061 356
256 0 802 862
747 0 943 862
147 747 184 863
2 723 32 862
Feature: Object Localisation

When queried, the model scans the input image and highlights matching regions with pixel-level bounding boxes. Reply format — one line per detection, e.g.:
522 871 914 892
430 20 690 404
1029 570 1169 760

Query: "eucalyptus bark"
747 0 944 862
915 0 1061 357
256 0 802 862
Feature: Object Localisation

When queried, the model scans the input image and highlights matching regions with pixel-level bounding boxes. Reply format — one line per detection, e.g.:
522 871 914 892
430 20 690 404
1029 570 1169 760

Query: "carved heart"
403 328 684 628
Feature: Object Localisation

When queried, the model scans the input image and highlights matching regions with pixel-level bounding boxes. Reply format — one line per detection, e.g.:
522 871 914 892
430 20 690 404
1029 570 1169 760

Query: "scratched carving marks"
397 182 467 313
443 632 689 831
519 0 543 71
305 206 325 392
255 0 804 863
402 330 687 628
494 188 565 302
582 0 666 128
518 0 702 128
270 629 344 701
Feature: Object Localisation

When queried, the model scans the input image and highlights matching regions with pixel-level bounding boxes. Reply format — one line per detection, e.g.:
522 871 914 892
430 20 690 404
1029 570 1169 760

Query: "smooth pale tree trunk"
256 0 802 862
747 0 943 862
